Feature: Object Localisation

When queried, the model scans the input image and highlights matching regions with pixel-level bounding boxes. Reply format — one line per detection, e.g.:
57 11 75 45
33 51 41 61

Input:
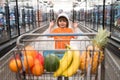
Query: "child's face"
58 18 67 28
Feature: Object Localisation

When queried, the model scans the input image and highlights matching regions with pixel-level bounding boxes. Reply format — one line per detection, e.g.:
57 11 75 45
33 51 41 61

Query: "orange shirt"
51 27 74 49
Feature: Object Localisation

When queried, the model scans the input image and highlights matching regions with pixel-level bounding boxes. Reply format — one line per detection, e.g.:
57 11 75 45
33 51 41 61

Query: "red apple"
35 53 44 66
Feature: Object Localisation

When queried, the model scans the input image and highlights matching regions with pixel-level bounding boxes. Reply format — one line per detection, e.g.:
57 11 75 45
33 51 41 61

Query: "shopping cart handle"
44 33 96 36
16 33 96 46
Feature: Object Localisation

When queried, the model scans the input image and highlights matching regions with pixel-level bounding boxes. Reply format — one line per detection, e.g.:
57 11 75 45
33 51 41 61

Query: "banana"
62 47 80 77
59 50 68 62
53 49 73 77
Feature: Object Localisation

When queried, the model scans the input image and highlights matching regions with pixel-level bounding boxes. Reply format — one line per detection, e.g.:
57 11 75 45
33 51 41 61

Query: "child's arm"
49 21 55 33
73 22 78 32
73 22 79 39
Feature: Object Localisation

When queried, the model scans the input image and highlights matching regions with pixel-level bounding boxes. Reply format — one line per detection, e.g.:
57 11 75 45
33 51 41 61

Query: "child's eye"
63 20 66 22
59 20 62 22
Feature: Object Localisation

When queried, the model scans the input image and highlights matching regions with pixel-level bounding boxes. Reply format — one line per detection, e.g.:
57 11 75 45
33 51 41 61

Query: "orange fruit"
23 55 34 69
23 45 38 59
34 58 41 65
31 64 44 76
9 59 22 72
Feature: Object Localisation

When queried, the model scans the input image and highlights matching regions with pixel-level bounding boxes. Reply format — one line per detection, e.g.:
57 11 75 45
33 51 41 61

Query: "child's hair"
57 16 69 28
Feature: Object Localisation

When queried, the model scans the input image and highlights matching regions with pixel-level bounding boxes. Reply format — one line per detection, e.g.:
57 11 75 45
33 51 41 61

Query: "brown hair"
57 16 69 28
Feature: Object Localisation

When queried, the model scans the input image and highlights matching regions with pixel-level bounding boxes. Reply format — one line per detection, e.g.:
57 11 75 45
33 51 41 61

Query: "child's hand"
49 21 55 28
73 22 78 28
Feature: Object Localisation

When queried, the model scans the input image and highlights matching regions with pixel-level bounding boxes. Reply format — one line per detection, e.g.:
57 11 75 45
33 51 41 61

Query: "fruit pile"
9 45 44 76
9 45 61 76
79 28 110 74
53 45 80 77
9 45 81 77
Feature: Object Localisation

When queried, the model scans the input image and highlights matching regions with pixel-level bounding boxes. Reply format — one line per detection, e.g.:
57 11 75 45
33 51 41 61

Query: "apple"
35 53 44 66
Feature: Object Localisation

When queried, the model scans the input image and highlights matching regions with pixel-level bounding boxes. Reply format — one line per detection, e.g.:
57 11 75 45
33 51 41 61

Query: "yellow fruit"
62 48 80 77
53 49 73 77
79 51 90 72
79 50 104 74
87 45 99 51
90 51 104 74
87 45 104 63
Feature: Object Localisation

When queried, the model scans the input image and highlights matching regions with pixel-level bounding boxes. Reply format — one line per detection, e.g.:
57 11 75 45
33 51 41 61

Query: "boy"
49 13 78 49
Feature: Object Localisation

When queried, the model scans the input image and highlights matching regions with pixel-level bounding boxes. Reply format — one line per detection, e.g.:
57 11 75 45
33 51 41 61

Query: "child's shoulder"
52 27 60 32
53 27 60 30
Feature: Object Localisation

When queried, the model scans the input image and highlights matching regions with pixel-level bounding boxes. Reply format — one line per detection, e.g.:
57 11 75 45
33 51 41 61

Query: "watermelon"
44 54 60 72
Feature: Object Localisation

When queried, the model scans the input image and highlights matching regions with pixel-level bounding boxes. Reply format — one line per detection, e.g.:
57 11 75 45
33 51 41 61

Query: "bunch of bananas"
53 45 80 77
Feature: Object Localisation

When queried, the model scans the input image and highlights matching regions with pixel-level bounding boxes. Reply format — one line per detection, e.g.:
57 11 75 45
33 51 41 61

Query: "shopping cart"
6 33 105 80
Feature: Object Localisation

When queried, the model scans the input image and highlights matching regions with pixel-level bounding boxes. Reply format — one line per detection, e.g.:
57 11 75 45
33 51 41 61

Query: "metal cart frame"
0 33 106 80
